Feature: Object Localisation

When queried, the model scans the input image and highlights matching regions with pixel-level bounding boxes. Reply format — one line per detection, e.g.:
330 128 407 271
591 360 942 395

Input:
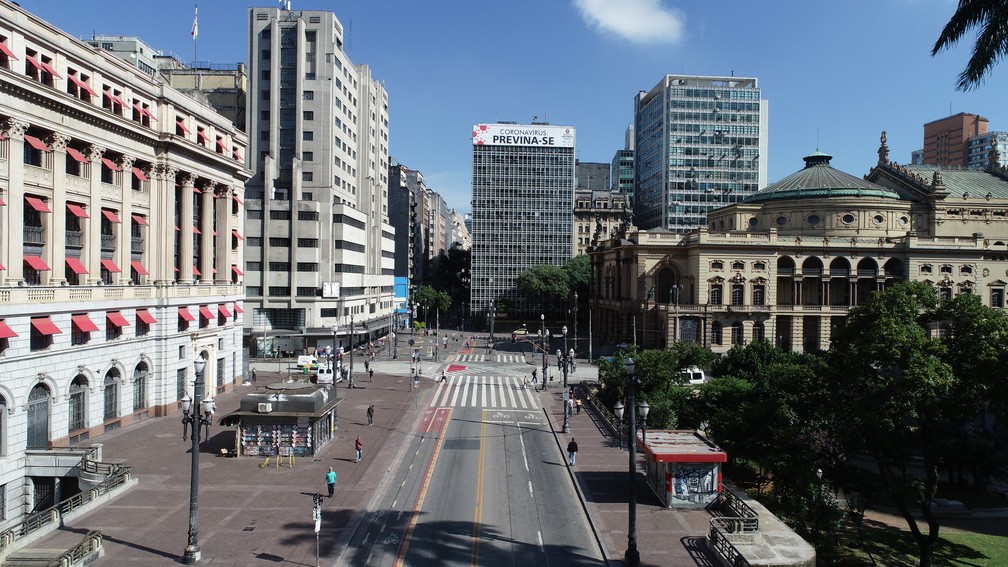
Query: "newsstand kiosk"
638 430 727 508
218 380 342 458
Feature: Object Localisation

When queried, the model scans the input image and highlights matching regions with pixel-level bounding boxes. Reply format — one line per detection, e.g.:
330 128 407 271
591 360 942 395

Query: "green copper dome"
744 151 900 203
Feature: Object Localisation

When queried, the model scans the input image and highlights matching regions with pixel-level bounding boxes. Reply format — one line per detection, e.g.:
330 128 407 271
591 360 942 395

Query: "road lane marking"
537 530 544 552
394 407 451 567
457 376 469 406
519 433 529 472
490 376 498 407
506 378 518 408
528 480 533 497
471 416 487 565
470 376 479 406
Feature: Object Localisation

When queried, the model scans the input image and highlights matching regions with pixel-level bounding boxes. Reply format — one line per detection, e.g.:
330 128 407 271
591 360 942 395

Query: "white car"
679 366 706 385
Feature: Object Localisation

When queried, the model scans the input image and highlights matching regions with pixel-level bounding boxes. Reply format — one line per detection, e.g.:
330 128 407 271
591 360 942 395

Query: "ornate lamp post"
562 325 570 433
670 284 683 344
180 357 215 564
614 357 649 567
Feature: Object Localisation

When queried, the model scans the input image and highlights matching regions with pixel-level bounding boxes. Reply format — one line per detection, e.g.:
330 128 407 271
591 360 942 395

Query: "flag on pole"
191 5 199 40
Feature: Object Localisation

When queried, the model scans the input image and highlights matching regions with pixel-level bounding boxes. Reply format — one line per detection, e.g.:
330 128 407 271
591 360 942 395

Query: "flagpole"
192 4 198 67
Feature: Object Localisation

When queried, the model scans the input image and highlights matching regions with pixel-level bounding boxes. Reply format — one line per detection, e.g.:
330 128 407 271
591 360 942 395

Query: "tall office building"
0 1 249 525
633 74 767 232
575 161 610 191
470 122 575 317
245 7 394 355
967 131 1008 169
922 112 987 167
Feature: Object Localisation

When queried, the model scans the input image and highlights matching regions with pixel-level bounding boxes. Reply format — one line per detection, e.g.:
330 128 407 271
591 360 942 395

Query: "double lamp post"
613 358 649 567
179 357 216 564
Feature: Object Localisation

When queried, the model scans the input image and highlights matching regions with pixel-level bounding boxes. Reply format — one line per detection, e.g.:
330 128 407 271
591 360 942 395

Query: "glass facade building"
470 123 576 317
633 75 768 232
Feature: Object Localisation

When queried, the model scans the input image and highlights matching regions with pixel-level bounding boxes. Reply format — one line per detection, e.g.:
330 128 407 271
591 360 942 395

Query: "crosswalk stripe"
431 375 543 410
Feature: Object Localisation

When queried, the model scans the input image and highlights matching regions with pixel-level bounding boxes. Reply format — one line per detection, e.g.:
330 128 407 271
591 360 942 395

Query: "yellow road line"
394 408 450 567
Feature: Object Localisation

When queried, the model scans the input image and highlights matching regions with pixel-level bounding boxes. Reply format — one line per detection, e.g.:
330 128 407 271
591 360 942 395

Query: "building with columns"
591 133 1008 353
0 1 250 527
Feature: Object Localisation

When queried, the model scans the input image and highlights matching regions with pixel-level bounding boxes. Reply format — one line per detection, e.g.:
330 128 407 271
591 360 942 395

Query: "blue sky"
22 0 1008 216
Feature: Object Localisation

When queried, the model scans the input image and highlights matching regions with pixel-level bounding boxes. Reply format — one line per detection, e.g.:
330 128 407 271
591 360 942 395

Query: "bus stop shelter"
638 430 727 508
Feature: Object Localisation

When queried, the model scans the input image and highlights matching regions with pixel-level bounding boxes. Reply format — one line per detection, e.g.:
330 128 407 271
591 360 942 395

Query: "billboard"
472 124 575 148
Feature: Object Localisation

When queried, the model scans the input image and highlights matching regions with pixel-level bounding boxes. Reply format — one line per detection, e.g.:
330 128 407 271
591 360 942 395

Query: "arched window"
103 369 120 421
69 375 88 432
753 285 765 306
27 384 50 449
753 322 765 342
710 284 723 305
731 321 744 345
133 363 149 411
731 284 744 306
711 321 722 345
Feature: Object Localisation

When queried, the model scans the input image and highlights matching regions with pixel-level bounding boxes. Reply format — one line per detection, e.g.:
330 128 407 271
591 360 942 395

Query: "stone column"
151 164 177 285
214 185 233 285
47 132 71 285
118 156 136 284
3 119 28 283
199 181 214 282
86 144 106 285
178 172 196 284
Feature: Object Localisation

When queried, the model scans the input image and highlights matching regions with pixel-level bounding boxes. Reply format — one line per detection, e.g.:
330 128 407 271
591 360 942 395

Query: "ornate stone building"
0 2 250 527
591 133 1008 353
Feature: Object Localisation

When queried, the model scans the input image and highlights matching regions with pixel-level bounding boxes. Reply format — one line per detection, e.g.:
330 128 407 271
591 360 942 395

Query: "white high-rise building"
634 75 768 232
245 7 394 355
470 122 576 317
0 1 250 526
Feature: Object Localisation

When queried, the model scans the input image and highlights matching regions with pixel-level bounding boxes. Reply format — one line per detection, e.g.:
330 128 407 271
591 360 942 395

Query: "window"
247 237 263 247
69 376 87 432
920 264 933 274
302 171 314 181
297 262 319 272
731 261 745 270
710 284 723 305
711 321 722 345
176 369 186 403
269 210 291 220
297 287 317 297
960 265 974 275
298 211 319 221
753 322 765 342
939 287 953 302
268 237 290 247
303 151 313 161
807 214 821 226
753 285 765 306
103 370 120 421
298 238 319 248
268 262 288 271
133 364 148 411
753 261 766 271
731 284 744 306
710 260 724 270
303 131 314 141
303 111 314 120
992 288 1004 308
303 91 314 100
940 265 953 274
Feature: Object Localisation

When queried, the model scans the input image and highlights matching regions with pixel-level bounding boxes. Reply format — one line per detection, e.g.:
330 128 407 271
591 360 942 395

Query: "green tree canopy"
515 264 570 303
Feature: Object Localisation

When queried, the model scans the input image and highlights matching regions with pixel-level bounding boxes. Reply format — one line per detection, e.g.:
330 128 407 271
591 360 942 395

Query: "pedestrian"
355 436 363 463
325 466 336 498
369 368 374 382
364 360 370 372
567 438 578 466
531 368 538 384
443 336 448 349
367 405 374 426
566 397 574 417
440 370 447 383
575 398 582 415
571 358 576 373
251 368 257 382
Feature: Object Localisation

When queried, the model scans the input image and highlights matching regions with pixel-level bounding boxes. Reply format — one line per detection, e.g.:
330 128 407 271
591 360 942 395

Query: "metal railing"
706 490 760 567
0 460 132 554
46 531 103 567
707 525 754 567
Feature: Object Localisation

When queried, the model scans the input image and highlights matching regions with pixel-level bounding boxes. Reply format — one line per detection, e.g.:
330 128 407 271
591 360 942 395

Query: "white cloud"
574 0 685 44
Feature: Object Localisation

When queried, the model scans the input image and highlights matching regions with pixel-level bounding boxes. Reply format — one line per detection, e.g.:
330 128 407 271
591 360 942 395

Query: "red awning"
39 60 60 78
102 210 121 223
174 225 180 232
233 303 244 314
68 74 97 97
192 266 202 276
31 317 61 335
25 54 44 72
136 309 157 324
196 130 210 143
232 265 244 276
65 257 88 274
106 312 130 327
218 305 232 318
71 314 99 333
104 90 126 107
101 157 120 171
66 147 88 163
0 320 17 339
199 305 215 320
192 185 202 194
232 195 243 205
215 138 226 151
178 307 196 321
176 119 190 134
131 214 148 226
232 149 242 160
66 203 89 218
232 230 244 240
192 226 201 235
0 41 18 61
141 106 157 121
130 260 148 275
0 196 5 206
131 166 148 181
25 196 51 212
100 259 121 273
24 255 50 271
23 134 51 152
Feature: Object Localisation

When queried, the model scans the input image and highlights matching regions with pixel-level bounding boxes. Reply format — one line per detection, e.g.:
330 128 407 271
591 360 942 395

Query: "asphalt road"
340 357 604 567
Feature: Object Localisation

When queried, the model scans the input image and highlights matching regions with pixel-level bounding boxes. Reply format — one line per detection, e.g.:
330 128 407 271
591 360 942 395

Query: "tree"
563 255 590 298
515 264 570 316
414 285 451 327
932 0 1008 90
830 281 987 567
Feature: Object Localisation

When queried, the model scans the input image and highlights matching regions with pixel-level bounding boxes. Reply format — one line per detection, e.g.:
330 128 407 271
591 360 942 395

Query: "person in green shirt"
325 467 336 498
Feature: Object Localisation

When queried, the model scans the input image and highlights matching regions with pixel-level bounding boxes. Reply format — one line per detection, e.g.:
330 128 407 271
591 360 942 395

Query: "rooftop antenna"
816 129 820 151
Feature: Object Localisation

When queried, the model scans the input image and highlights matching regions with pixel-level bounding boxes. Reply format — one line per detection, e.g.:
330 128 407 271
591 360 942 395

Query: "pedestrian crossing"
453 353 526 364
430 375 541 410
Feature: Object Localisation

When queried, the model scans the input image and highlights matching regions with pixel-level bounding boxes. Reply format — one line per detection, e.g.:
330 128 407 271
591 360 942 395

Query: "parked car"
678 366 706 385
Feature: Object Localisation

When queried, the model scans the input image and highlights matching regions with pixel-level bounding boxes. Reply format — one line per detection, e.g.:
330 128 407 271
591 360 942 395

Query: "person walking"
367 405 374 426
566 397 574 417
440 370 448 383
369 368 374 382
325 466 336 498
575 398 582 415
355 436 363 463
567 438 578 466
251 368 257 382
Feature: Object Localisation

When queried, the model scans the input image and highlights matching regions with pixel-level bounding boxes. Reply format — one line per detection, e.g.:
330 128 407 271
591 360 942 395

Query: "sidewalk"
540 374 720 567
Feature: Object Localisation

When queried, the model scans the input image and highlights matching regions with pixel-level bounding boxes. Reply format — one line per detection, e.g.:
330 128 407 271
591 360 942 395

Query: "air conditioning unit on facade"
257 403 272 413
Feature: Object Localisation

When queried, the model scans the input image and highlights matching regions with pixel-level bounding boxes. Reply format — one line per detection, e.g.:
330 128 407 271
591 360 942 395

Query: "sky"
21 0 1008 216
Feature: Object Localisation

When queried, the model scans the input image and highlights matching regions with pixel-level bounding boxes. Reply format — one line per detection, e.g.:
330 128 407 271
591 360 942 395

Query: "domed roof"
744 151 900 204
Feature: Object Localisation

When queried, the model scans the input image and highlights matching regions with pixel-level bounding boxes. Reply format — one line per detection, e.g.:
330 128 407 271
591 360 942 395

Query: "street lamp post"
670 284 683 344
562 325 569 433
614 357 649 567
348 315 355 389
180 357 215 564
540 314 547 390
487 302 496 354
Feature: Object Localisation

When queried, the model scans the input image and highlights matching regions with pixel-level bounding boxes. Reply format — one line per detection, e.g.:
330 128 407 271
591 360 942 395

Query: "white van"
297 355 319 370
315 363 336 384
679 366 706 385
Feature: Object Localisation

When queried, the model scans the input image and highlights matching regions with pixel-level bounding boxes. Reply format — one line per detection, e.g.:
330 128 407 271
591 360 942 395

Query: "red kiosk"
638 430 727 508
